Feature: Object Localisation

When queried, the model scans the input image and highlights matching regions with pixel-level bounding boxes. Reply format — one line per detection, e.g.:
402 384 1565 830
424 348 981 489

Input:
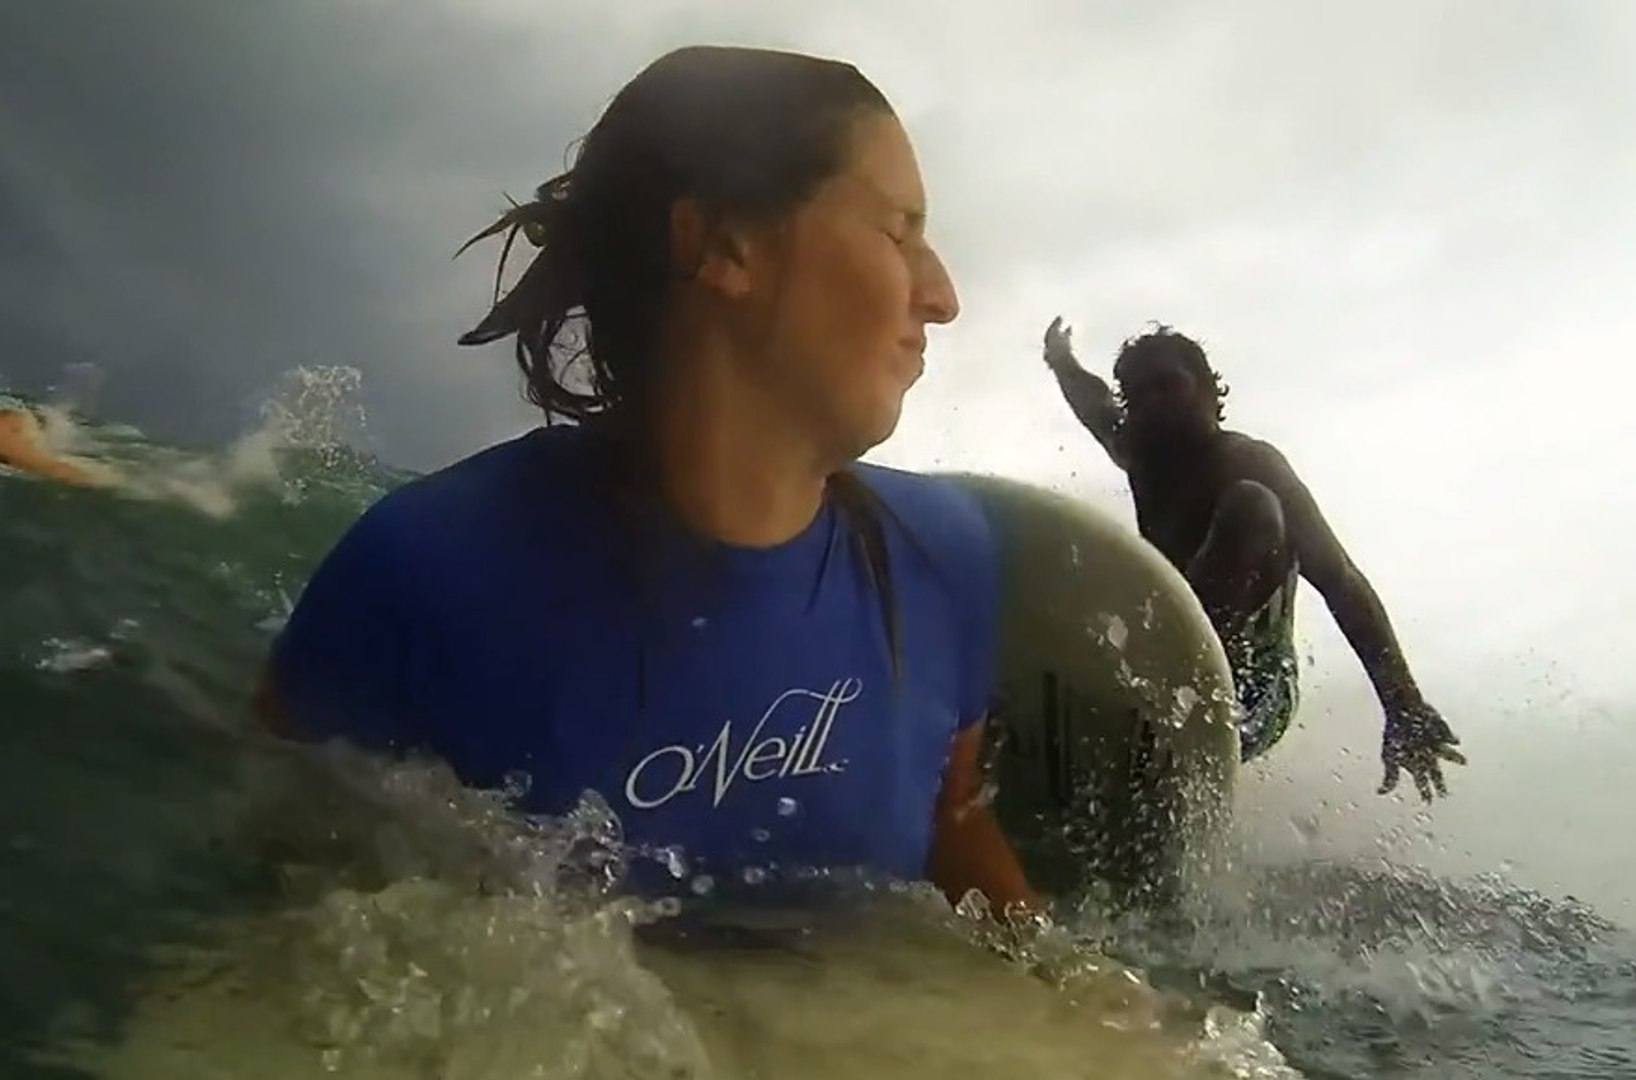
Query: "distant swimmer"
1041 318 1464 802
0 407 113 488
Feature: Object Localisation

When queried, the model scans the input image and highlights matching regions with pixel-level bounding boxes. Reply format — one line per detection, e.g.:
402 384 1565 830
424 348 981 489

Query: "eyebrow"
853 175 926 227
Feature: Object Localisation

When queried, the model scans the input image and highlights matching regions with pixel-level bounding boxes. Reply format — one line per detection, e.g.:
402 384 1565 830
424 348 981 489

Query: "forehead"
1120 351 1195 385
826 113 926 214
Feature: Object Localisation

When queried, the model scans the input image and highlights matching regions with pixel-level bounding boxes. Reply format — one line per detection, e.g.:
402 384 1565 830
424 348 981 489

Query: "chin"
835 398 905 462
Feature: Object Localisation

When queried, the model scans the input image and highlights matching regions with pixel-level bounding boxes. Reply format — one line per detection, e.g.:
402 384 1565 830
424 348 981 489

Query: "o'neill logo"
623 678 862 810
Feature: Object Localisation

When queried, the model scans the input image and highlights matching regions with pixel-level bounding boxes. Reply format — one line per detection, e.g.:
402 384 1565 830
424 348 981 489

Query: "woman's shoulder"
850 464 1002 720
850 462 995 560
848 463 1001 627
335 424 606 570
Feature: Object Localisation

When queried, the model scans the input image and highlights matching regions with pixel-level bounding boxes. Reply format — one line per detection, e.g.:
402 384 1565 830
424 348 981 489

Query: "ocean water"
2 382 1631 1079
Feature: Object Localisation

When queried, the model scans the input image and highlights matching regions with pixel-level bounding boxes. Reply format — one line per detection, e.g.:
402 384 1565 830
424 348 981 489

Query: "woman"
257 46 1036 916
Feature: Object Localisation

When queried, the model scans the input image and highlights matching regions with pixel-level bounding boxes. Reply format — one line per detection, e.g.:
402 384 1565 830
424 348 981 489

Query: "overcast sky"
4 0 1634 904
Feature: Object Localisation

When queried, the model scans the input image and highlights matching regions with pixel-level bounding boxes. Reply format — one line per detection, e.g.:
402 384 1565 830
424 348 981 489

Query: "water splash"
1097 851 1636 1078
251 365 372 472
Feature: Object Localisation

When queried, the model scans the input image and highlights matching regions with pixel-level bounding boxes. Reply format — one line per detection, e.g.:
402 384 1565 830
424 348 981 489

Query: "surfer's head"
1112 325 1228 446
456 45 956 465
0 407 44 450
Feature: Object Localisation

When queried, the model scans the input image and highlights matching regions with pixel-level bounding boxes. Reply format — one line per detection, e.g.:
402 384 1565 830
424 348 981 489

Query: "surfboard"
942 472 1239 911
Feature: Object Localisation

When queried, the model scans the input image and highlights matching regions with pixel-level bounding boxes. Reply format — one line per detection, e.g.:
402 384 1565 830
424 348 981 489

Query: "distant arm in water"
926 721 1041 920
1238 439 1466 800
1042 318 1128 470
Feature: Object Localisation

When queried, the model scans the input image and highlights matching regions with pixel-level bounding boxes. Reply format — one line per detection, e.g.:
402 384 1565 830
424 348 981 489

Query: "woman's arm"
926 720 1039 918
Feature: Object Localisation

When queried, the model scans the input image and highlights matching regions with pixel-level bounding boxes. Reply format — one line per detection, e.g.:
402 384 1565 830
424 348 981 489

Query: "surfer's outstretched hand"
1379 700 1466 802
1043 316 1076 370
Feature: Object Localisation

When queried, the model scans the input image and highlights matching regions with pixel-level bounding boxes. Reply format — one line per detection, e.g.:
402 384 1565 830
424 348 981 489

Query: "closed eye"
888 208 926 246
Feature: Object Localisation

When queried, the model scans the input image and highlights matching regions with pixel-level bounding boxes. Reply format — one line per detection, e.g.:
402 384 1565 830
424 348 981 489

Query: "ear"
670 198 756 299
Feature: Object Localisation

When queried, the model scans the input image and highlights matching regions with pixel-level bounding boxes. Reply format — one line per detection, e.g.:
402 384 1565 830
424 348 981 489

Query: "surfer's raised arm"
1042 318 1127 470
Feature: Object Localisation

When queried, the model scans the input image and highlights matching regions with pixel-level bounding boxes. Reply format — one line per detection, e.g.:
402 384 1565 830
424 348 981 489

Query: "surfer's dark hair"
455 45 910 673
1112 324 1230 422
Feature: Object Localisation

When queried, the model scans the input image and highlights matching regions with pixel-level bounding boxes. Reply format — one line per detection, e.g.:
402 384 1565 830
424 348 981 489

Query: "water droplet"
741 866 767 886
751 828 771 843
691 615 707 629
1289 813 1321 844
501 770 532 800
776 797 799 817
1103 615 1128 651
690 874 716 896
655 846 688 879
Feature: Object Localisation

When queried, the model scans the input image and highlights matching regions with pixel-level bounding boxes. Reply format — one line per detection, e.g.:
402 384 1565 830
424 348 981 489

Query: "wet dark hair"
455 45 909 671
1112 324 1229 422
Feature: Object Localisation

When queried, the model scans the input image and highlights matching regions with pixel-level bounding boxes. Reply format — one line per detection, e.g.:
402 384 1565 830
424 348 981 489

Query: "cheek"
787 233 911 369
762 223 918 449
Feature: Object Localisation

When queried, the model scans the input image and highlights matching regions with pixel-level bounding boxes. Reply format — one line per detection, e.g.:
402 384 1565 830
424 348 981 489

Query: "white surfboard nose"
941 472 1239 912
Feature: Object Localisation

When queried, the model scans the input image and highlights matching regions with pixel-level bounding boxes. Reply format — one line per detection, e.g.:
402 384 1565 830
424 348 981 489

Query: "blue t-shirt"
269 424 1000 895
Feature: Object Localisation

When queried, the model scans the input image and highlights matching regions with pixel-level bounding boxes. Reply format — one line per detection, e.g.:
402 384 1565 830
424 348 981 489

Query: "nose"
912 244 960 326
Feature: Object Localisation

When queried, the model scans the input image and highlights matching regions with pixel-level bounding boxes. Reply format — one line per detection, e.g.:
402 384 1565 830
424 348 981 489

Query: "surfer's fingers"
1413 767 1435 803
1439 746 1468 766
1378 760 1400 795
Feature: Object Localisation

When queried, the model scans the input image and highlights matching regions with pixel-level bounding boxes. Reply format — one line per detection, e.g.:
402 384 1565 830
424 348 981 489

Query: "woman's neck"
648 365 832 548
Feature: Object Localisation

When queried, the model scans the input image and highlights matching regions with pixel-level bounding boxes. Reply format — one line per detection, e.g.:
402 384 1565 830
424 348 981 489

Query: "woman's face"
734 111 960 463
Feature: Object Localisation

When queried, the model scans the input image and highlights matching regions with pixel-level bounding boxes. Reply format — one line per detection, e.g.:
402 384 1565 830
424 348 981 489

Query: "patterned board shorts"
1232 574 1301 762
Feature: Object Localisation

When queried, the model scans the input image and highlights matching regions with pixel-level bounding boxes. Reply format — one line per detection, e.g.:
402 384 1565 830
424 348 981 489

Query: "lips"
904 351 926 387
892 335 926 388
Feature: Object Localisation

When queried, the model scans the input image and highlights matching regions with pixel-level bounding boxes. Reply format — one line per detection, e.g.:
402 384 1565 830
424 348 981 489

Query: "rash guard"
269 424 1001 895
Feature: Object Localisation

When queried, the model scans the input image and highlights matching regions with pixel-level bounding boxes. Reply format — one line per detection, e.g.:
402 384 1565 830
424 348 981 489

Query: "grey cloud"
1 0 634 466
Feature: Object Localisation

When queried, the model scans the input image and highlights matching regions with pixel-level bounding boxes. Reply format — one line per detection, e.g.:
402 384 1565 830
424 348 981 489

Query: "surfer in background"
1040 318 1465 802
256 47 1039 919
0 406 114 488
